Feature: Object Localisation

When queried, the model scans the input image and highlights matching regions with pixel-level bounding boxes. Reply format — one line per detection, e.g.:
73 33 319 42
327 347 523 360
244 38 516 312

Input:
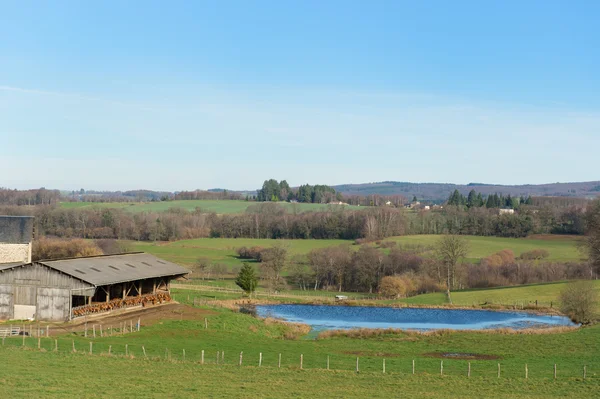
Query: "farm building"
0 252 189 321
0 214 189 321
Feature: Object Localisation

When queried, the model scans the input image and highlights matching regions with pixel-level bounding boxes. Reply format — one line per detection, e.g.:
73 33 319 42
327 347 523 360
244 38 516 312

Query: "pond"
256 304 576 331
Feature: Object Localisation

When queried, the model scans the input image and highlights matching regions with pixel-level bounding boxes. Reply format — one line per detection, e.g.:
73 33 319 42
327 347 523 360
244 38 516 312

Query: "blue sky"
1 1 598 191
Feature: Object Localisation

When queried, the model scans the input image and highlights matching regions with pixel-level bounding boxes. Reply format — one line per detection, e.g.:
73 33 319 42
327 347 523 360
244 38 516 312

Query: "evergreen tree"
235 263 258 295
467 189 477 208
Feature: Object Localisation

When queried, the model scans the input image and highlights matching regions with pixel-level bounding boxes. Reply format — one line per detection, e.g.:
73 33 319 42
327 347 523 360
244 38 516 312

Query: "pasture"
0 288 598 398
129 234 583 270
60 200 363 214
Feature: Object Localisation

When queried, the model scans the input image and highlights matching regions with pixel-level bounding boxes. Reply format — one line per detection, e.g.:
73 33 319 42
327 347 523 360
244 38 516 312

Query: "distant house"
499 208 515 215
328 201 348 206
423 205 430 210
385 201 392 206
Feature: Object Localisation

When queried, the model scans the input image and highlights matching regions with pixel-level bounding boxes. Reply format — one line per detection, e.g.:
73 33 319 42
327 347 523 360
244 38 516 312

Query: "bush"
33 238 104 261
559 280 598 324
519 249 550 260
379 276 407 298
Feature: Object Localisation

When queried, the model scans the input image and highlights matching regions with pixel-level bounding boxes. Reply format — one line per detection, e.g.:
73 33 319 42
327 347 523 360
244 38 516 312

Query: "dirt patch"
40 303 216 336
423 352 502 360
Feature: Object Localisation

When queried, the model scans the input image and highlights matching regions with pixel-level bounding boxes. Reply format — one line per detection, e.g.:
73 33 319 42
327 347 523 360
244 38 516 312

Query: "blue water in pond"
256 304 576 331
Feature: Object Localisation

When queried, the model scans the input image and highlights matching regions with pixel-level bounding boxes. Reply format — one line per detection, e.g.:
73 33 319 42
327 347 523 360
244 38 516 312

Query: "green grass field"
0 289 598 398
385 235 583 262
60 200 363 214
401 280 600 309
130 234 583 270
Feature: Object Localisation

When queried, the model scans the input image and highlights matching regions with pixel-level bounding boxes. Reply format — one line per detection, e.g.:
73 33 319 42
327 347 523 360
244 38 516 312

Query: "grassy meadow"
130 234 583 269
0 288 598 398
60 200 363 214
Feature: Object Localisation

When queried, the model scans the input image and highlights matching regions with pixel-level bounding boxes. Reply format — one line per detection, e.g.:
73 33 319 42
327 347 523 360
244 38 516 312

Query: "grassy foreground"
0 289 598 398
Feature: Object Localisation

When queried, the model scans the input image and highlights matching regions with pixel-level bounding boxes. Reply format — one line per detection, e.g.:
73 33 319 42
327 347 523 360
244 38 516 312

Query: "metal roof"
0 262 27 271
38 253 190 286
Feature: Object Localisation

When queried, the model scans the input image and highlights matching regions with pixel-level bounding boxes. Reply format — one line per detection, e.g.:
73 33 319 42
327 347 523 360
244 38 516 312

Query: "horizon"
1 1 599 190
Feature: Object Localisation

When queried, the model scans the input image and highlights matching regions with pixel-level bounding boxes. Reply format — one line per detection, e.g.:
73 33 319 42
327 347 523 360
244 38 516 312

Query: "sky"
1 0 599 191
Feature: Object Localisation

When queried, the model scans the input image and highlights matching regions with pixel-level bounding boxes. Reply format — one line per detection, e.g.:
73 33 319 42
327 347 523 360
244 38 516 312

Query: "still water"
256 304 575 331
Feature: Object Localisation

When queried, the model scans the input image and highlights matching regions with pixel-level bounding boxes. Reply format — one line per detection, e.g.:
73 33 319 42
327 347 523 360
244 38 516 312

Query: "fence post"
204 318 208 329
201 350 204 365
93 325 96 338
498 363 501 378
300 354 303 370
259 352 262 367
525 364 528 379
109 345 112 355
130 320 133 333
583 365 587 380
554 364 557 379
37 337 41 349
327 355 330 370
2 337 5 346
216 351 220 364
89 342 93 355
46 326 49 338
84 322 87 338
383 359 386 374
468 362 471 378
22 333 25 346
142 346 146 358
356 357 359 373
440 361 443 376
54 339 57 352
100 325 103 337
138 318 141 332
278 353 281 368
239 351 243 366
72 340 75 353
126 344 129 357
412 359 415 375
221 351 224 363
183 349 186 361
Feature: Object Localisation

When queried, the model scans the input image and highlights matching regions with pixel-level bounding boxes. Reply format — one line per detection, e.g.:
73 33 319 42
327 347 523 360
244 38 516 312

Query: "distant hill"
333 181 600 202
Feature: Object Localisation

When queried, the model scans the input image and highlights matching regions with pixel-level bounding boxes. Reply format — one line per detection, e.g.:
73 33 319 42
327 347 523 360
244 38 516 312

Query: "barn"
0 252 190 321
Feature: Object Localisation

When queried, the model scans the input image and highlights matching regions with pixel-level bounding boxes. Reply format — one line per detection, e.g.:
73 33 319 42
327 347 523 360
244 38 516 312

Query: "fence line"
0 336 594 381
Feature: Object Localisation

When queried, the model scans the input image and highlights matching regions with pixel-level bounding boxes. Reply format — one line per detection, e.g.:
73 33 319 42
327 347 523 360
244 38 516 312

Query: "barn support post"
152 279 157 294
122 284 126 300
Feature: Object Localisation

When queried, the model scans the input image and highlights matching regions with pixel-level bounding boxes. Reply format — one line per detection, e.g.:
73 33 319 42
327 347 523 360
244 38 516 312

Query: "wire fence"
0 336 596 381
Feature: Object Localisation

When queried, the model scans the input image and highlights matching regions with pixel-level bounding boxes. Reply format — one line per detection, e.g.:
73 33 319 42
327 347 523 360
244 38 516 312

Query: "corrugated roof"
0 262 27 271
39 253 189 286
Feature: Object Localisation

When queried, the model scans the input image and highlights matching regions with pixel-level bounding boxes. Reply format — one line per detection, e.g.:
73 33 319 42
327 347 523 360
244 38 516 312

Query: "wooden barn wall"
0 264 92 291
37 287 70 321
0 285 13 319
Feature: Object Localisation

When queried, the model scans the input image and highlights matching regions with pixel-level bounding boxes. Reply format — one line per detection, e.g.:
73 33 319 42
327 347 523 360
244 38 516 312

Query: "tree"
435 235 469 302
235 263 258 296
261 242 288 291
583 200 600 276
559 280 598 324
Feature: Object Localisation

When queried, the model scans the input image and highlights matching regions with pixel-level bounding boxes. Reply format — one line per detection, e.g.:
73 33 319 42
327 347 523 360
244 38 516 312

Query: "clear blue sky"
1 1 598 191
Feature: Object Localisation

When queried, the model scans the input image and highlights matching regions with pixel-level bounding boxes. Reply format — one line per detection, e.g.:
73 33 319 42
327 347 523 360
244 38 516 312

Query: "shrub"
559 280 598 324
379 276 407 298
32 238 103 261
519 249 550 260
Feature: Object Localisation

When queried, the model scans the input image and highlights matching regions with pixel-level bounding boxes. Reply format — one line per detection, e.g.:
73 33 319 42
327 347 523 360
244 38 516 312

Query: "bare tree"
435 235 469 303
560 280 598 324
261 242 288 292
583 200 600 277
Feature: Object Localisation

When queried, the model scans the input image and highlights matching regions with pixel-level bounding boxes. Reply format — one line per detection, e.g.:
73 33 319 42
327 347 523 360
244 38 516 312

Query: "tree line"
446 189 533 209
0 200 590 242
